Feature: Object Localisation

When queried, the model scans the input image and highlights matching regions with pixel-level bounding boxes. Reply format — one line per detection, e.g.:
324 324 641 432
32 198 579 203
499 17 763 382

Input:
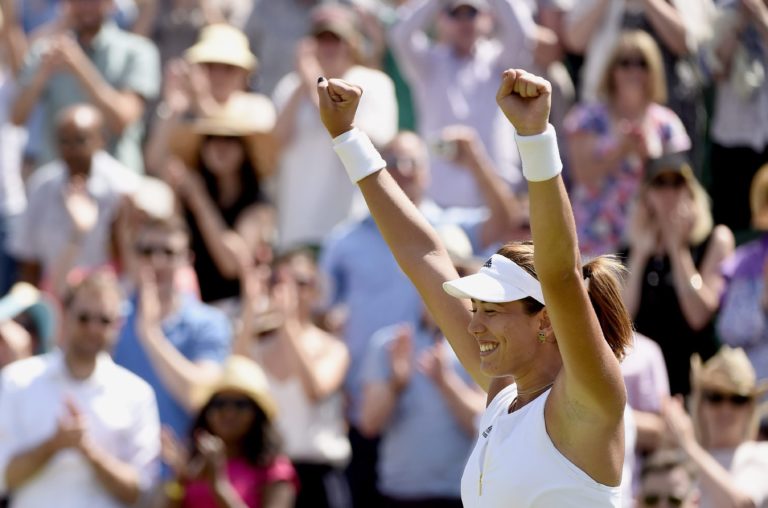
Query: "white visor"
442 254 545 304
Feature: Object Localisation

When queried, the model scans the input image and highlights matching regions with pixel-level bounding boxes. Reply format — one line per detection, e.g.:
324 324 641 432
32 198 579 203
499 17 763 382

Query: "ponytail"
582 256 634 360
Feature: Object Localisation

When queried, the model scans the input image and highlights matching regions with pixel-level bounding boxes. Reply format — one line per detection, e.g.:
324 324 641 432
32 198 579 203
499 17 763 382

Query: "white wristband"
515 124 563 182
333 128 386 183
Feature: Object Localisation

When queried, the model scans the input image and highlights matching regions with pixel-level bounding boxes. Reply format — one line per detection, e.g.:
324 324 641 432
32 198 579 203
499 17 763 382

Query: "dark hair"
141 214 191 240
190 393 282 467
641 449 696 480
496 242 633 360
199 138 266 210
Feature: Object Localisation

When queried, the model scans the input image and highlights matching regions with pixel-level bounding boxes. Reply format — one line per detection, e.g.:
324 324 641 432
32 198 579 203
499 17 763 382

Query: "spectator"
145 23 275 176
0 282 56 369
0 271 161 507
636 449 698 508
564 30 691 257
702 0 768 235
621 153 733 395
7 104 140 290
10 0 160 172
563 0 712 171
359 308 484 507
663 346 768 508
388 0 539 207
237 250 352 508
319 129 526 508
717 163 768 381
160 355 298 508
166 98 276 310
148 0 209 68
271 3 397 250
113 215 231 440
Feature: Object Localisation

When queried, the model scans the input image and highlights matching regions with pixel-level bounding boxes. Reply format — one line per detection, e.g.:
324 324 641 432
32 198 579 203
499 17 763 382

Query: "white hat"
442 254 545 304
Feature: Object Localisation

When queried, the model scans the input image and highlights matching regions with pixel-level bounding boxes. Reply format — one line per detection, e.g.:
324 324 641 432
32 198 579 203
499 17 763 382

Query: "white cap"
442 254 545 304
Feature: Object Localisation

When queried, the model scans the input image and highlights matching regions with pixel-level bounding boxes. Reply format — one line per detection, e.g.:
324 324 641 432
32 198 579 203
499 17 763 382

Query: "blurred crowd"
0 0 766 507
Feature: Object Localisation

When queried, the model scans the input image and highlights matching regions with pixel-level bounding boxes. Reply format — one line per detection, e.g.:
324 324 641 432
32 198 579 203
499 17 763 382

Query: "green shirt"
20 22 160 172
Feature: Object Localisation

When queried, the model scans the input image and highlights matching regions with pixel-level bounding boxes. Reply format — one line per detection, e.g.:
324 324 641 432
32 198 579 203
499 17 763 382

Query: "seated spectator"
718 163 768 381
7 105 141 291
0 270 161 507
161 355 297 508
621 153 733 395
663 346 768 508
236 250 351 508
564 29 690 257
145 23 275 175
113 215 231 440
166 98 276 310
270 3 397 250
359 301 484 507
388 0 540 207
636 448 698 508
702 0 768 234
0 282 56 369
10 0 160 172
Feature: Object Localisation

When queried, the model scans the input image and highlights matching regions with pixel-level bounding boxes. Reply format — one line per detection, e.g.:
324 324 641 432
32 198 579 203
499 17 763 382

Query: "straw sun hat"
185 24 257 72
691 346 768 398
193 355 278 421
168 93 276 173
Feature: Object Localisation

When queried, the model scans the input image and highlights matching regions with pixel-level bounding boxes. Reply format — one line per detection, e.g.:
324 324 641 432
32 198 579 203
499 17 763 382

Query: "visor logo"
483 258 492 268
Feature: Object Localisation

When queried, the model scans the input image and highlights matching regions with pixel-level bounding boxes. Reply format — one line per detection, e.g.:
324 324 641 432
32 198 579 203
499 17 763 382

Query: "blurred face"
276 255 320 310
64 287 123 359
443 5 488 54
611 51 650 104
65 0 112 33
382 137 429 204
202 63 249 102
135 228 189 288
313 30 353 66
468 299 543 377
205 390 259 444
57 122 102 176
200 136 247 176
646 173 694 222
700 389 755 448
639 467 697 508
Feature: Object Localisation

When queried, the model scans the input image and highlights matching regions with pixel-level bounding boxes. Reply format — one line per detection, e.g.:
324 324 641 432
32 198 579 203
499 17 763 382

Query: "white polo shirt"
0 350 161 508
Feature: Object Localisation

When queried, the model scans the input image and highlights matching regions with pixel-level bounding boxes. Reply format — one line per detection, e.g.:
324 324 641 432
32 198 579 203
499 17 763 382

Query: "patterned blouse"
564 102 691 257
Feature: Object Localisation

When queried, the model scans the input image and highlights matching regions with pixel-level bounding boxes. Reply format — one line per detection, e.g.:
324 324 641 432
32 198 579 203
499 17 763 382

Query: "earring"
537 331 546 343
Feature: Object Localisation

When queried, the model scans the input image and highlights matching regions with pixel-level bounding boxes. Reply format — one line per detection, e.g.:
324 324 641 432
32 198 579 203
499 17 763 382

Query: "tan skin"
317 69 626 486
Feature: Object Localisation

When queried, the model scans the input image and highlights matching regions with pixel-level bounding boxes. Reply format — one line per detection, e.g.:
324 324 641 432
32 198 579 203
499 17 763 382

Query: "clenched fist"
317 77 363 138
496 69 552 136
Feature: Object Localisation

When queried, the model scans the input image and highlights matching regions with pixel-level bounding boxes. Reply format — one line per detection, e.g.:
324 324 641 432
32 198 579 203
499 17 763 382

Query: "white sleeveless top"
461 384 622 507
266 374 351 467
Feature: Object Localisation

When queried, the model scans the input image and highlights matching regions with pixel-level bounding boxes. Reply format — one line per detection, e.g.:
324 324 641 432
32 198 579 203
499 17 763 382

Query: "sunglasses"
702 391 753 406
650 175 687 189
208 396 255 412
617 56 648 70
447 6 479 20
642 493 687 506
75 311 117 326
135 244 182 259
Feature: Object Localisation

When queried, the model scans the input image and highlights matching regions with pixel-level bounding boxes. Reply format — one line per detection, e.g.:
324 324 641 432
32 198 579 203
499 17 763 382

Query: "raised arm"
316 77 488 390
388 0 441 82
496 70 626 417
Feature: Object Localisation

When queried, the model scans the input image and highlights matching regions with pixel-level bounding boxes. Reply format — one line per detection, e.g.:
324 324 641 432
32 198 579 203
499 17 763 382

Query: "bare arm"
0 0 28 76
10 61 50 126
262 481 297 508
316 78 489 390
666 225 734 331
642 0 689 56
131 0 157 37
359 382 402 438
80 442 141 505
563 0 611 54
388 0 441 81
5 436 61 491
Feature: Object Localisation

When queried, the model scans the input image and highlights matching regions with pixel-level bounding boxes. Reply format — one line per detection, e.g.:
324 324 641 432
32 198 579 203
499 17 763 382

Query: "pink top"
182 456 298 508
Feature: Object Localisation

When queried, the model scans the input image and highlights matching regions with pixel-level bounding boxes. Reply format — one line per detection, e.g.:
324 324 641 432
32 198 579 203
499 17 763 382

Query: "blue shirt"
319 201 484 426
113 293 231 439
362 324 475 498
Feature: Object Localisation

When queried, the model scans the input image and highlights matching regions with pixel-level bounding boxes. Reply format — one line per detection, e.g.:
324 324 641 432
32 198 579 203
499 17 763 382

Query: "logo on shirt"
483 258 492 268
482 425 493 438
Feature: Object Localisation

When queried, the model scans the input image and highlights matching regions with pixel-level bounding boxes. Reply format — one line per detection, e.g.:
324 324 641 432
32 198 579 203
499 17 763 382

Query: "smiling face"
468 299 546 377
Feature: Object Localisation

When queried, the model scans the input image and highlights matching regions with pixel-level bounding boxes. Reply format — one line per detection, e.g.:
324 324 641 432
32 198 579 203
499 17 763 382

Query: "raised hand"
161 426 191 480
136 267 163 339
195 430 227 485
418 341 452 388
389 326 413 393
317 78 363 138
52 397 86 451
495 69 551 136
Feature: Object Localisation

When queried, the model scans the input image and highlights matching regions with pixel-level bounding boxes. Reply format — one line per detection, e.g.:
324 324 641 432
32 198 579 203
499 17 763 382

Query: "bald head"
56 104 104 175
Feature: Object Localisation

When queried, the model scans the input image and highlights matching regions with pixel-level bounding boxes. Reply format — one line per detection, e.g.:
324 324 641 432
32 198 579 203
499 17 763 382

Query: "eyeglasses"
75 311 117 326
702 390 753 406
208 396 255 412
617 56 648 70
641 493 687 506
135 245 182 259
649 175 687 189
447 6 479 20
